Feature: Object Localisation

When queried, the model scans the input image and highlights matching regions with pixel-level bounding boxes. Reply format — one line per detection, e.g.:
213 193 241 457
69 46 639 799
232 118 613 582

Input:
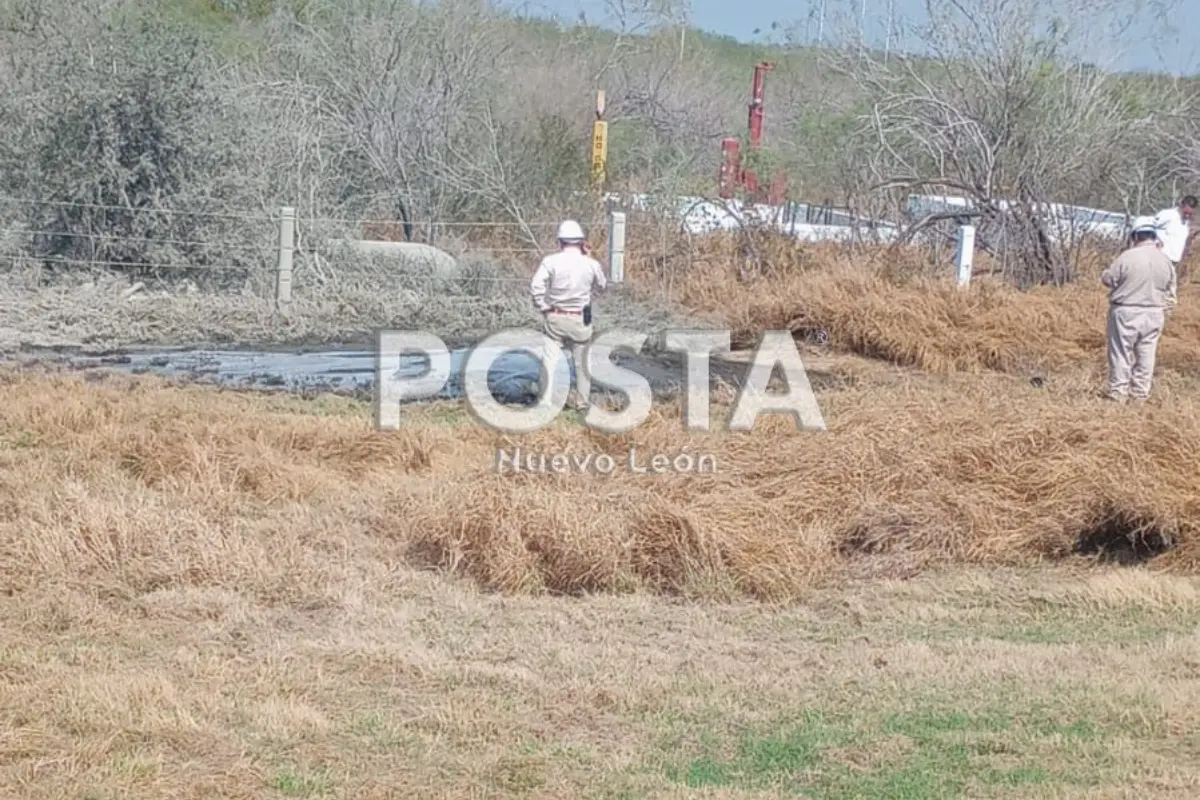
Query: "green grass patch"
654 688 1158 798
270 764 334 796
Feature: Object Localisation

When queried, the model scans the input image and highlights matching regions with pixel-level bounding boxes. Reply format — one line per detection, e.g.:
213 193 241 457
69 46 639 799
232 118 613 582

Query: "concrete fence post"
276 206 295 312
955 222 975 287
608 210 625 283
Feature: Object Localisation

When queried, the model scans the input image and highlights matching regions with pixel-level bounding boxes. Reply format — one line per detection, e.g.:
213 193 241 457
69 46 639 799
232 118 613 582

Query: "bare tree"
592 0 690 79
826 0 1186 285
262 0 511 235
0 0 267 286
3 0 1195 290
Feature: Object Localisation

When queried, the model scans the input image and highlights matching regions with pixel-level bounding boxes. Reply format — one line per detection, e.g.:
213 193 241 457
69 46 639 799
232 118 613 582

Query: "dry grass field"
3 239 1200 798
625 231 1200 375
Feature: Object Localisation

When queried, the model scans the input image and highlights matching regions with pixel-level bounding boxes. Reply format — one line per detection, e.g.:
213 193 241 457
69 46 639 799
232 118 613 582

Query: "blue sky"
504 0 1199 75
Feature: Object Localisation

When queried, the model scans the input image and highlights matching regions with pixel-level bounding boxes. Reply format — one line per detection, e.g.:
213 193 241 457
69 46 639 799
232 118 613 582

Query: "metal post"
277 206 295 312
608 210 625 283
955 222 975 287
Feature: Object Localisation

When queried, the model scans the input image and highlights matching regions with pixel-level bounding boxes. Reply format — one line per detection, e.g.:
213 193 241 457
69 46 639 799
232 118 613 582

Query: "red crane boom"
743 61 772 196
717 61 787 205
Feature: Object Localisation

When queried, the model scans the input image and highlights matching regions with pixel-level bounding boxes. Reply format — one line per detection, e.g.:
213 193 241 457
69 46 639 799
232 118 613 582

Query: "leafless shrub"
822 0 1191 286
0 1 269 288
0 0 1195 307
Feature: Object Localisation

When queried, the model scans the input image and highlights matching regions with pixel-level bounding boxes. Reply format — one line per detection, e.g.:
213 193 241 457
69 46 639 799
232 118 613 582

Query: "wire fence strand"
1 255 253 271
0 227 270 251
0 195 648 292
0 195 277 223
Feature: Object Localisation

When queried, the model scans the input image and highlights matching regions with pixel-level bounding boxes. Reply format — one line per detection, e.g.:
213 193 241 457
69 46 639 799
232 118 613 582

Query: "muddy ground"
9 340 845 406
0 268 839 403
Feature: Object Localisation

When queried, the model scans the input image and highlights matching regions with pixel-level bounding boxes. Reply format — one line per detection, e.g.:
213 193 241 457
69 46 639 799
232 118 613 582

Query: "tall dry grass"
623 228 1200 377
2 365 1198 607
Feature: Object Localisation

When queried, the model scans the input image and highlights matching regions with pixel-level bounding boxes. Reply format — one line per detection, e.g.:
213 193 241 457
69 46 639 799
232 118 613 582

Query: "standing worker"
530 219 608 411
1152 194 1197 304
1101 216 1175 405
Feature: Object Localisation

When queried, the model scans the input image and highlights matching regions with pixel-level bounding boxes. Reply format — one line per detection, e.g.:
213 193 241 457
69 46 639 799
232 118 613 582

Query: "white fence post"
955 222 975 287
276 206 295 312
608 210 625 283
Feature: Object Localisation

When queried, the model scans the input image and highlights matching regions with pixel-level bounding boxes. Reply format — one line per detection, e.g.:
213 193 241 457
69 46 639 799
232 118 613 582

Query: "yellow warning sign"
590 119 608 192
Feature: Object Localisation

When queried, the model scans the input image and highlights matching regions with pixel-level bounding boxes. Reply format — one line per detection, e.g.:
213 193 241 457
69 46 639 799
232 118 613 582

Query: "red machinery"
718 62 787 205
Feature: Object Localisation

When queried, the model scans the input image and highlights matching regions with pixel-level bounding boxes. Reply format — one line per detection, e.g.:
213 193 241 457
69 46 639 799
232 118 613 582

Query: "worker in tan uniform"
1101 216 1175 404
530 220 608 411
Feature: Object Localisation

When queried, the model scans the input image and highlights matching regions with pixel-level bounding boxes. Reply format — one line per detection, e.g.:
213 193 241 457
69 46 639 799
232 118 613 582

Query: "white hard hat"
556 219 585 242
1130 215 1159 236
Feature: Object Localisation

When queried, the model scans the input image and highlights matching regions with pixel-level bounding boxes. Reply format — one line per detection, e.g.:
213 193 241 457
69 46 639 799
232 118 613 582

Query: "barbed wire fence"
0 196 639 309
1 193 1090 310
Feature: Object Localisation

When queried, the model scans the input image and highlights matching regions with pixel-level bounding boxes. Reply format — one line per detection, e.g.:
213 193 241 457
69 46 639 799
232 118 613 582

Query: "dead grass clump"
669 264 1107 373
403 379 1200 595
628 235 1200 377
403 479 641 595
0 475 359 609
403 476 834 601
5 367 1200 604
10 483 252 596
117 421 434 503
627 499 726 594
667 493 836 602
0 370 459 607
118 427 329 504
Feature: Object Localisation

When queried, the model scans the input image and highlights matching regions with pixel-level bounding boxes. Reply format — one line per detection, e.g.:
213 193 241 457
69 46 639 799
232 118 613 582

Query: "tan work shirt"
1101 244 1175 308
530 248 607 313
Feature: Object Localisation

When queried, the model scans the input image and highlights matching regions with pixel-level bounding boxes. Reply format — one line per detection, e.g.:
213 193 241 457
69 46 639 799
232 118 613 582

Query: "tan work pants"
542 312 593 408
1107 305 1164 400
